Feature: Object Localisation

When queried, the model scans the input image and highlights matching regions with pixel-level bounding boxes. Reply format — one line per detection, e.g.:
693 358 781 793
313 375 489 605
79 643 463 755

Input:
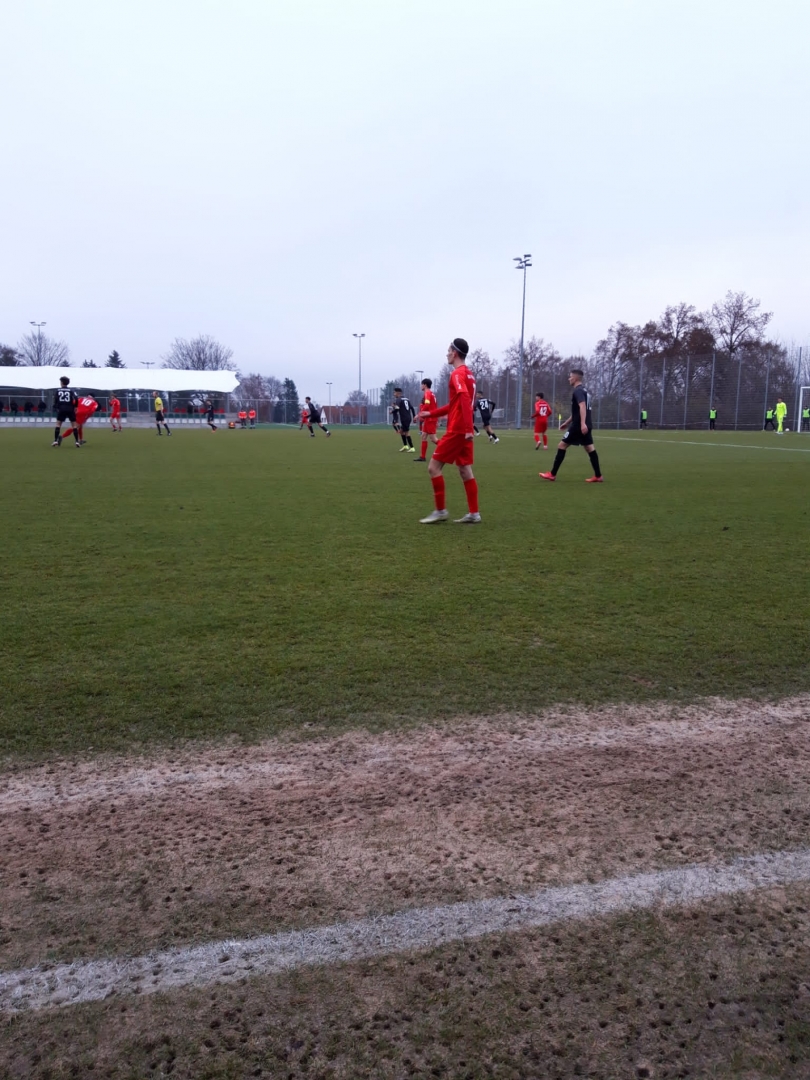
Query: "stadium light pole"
326 382 332 415
29 321 46 366
353 333 365 394
513 254 532 429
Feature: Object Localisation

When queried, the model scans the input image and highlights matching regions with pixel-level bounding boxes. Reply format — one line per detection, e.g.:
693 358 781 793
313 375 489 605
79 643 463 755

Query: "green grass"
1 426 808 757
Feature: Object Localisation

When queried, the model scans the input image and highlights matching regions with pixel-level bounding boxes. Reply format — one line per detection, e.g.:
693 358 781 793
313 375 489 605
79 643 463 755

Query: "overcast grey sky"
3 0 808 400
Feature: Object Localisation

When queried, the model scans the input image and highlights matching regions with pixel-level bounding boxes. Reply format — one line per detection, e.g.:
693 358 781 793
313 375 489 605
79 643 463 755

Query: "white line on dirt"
2 848 809 1014
599 435 810 453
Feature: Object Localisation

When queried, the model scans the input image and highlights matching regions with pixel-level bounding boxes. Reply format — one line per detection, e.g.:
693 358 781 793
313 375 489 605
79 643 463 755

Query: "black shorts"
562 429 594 447
399 419 411 433
56 408 76 424
479 411 492 427
155 410 165 422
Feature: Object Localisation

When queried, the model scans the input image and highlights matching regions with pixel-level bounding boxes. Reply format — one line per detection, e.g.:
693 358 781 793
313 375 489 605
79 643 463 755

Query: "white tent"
0 367 240 393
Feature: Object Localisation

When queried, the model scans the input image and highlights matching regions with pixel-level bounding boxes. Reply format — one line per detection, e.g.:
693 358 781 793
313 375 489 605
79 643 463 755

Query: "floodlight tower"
29 321 46 365
513 254 532 428
353 333 365 394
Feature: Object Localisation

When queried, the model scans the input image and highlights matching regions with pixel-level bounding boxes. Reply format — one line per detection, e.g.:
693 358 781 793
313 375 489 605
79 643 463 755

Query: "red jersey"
76 397 99 422
110 396 121 415
534 399 551 420
429 364 476 435
421 389 437 413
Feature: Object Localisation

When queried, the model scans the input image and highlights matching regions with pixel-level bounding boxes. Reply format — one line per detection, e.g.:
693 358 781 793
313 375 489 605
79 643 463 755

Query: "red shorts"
111 410 121 419
421 421 438 435
76 409 96 425
534 420 548 433
433 431 474 467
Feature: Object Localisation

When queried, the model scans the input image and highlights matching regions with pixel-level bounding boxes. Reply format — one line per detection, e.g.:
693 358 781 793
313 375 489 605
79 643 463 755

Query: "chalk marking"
2 848 809 1014
598 435 810 453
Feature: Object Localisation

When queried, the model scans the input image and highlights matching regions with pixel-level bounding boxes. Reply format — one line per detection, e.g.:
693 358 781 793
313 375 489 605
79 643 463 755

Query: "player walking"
204 398 218 431
304 397 331 436
393 388 416 452
532 392 552 449
52 376 81 448
539 369 603 483
109 394 122 431
415 378 438 461
418 338 480 523
474 395 499 442
153 391 172 436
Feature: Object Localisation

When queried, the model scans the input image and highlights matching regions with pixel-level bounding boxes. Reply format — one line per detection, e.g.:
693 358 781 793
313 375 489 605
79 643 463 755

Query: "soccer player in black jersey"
393 388 416 452
52 376 81 448
473 396 499 442
304 397 331 436
539 369 603 483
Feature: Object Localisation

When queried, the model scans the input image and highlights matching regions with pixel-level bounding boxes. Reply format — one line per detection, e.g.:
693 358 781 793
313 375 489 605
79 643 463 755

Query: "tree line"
2 294 804 425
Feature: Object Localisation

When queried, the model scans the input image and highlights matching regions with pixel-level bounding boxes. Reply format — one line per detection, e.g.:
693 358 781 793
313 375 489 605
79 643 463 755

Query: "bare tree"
234 373 283 404
710 291 772 358
0 343 20 366
162 334 234 370
16 331 71 366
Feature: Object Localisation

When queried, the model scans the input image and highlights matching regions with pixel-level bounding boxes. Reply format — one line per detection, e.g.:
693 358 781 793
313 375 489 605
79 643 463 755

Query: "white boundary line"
597 435 810 453
2 848 809 1014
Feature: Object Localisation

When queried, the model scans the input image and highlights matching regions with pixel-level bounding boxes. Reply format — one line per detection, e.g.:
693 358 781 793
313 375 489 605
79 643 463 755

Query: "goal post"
798 387 810 432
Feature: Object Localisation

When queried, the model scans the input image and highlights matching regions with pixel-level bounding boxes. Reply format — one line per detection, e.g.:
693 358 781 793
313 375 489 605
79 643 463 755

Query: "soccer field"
1 426 808 757
3 425 810 1078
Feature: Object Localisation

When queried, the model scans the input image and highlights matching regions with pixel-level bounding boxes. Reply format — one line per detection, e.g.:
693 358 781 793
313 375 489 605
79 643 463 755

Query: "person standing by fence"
764 407 775 430
709 406 717 430
802 405 810 431
775 398 787 434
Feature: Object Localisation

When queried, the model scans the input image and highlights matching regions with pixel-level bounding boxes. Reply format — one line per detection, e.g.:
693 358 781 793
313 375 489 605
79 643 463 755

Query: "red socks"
463 478 479 513
534 435 540 445
431 475 446 510
421 440 428 458
543 433 548 447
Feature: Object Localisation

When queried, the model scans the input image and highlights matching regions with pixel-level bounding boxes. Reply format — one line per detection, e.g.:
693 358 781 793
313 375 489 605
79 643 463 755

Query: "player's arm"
420 402 449 419
460 380 475 438
579 399 588 433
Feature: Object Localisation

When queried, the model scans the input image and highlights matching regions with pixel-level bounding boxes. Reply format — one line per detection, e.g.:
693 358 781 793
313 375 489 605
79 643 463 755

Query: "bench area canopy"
0 368 240 393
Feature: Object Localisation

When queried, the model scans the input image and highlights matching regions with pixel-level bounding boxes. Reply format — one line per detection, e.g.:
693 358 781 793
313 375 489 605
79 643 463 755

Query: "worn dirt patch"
1 696 808 973
3 884 810 1079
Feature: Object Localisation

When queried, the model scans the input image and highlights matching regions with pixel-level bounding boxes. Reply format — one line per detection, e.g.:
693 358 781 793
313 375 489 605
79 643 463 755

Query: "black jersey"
570 385 593 433
475 397 495 417
55 387 78 409
394 397 415 423
306 403 321 421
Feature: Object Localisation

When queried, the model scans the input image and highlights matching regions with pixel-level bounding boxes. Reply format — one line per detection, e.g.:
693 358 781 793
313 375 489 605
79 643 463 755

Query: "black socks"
588 449 601 477
551 448 566 475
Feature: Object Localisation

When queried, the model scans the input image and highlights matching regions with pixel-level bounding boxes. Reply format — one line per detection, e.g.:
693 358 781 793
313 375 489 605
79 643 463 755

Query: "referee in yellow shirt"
153 391 172 436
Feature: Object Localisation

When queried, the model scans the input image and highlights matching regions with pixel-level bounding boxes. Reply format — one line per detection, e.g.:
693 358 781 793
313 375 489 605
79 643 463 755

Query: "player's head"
60 376 70 386
421 378 432 390
568 368 584 386
393 387 402 397
447 338 469 365
305 396 311 402
152 390 158 397
536 391 544 399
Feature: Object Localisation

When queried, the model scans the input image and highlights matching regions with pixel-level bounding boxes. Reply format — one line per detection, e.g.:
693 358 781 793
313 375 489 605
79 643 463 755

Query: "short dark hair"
305 396 311 401
570 368 584 378
421 378 432 388
60 376 70 386
394 387 402 393
535 391 543 398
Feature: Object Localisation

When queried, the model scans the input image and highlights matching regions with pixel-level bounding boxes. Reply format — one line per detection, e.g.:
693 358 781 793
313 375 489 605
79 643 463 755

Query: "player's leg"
540 437 569 479
455 461 480 521
421 455 449 521
70 421 80 445
52 421 63 446
583 441 602 481
486 424 499 443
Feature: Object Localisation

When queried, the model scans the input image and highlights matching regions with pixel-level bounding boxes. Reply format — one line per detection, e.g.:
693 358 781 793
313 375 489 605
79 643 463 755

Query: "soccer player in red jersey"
533 392 552 449
109 394 122 432
415 378 438 461
418 338 480 523
74 395 99 445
